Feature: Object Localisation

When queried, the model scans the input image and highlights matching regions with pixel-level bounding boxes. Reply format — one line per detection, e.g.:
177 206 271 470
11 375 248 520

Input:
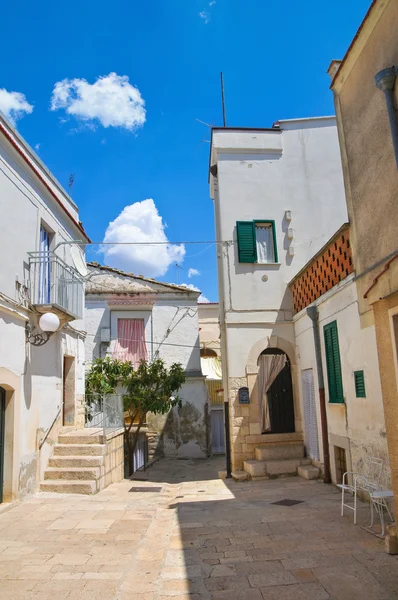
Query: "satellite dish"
70 245 88 277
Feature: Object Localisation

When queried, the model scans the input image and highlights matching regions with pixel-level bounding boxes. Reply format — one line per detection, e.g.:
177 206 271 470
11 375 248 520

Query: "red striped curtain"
113 319 148 366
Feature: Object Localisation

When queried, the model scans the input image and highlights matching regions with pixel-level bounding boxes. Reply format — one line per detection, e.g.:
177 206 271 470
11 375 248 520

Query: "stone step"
298 465 320 480
264 458 303 476
58 433 104 445
231 471 250 482
243 460 267 478
44 467 100 481
255 443 304 462
49 455 103 468
40 480 97 494
53 444 106 456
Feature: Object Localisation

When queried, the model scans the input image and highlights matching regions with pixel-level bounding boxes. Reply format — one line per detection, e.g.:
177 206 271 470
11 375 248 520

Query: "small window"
255 223 276 264
236 220 278 264
354 370 366 398
324 320 344 403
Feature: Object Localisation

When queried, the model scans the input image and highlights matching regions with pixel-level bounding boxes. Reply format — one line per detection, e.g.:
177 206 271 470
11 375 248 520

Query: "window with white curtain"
255 223 275 263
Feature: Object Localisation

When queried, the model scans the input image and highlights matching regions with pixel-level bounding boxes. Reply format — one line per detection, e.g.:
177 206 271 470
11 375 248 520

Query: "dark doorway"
63 356 76 426
261 349 295 434
0 387 5 503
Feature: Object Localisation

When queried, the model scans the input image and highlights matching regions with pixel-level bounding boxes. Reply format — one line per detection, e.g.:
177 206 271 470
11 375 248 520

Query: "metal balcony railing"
28 251 84 319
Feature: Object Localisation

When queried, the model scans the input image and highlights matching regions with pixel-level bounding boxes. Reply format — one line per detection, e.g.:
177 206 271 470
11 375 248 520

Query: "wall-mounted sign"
238 387 250 404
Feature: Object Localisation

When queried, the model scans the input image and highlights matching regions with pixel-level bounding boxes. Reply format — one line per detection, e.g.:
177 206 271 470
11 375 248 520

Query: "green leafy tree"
85 357 185 475
123 359 185 474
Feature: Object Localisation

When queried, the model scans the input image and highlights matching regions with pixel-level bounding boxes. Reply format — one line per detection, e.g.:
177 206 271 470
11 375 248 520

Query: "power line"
85 332 220 351
86 240 231 246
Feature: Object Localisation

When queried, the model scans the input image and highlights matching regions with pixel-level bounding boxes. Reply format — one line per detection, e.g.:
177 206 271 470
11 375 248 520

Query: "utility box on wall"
238 387 250 404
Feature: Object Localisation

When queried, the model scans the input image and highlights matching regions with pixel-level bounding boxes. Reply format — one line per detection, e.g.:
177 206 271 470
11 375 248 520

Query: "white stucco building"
85 263 209 459
209 117 349 474
289 224 389 487
0 112 89 503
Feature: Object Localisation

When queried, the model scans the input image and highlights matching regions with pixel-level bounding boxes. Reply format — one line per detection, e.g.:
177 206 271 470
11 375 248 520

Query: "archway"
258 348 295 434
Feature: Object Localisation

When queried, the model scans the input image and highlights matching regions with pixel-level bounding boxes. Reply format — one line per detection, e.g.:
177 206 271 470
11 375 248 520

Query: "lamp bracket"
25 323 52 346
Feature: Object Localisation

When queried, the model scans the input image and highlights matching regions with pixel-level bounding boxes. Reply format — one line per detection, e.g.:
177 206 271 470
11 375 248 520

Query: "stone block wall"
229 375 262 471
99 429 124 490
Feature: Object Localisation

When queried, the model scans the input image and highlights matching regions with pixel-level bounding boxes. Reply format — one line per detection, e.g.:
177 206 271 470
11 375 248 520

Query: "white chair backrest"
366 457 383 484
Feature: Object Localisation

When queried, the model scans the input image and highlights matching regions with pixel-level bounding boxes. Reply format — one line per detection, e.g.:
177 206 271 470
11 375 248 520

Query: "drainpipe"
375 66 398 168
306 306 331 484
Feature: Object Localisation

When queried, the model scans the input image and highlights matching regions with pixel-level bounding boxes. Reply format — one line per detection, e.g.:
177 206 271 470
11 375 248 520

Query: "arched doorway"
0 387 5 503
258 349 295 434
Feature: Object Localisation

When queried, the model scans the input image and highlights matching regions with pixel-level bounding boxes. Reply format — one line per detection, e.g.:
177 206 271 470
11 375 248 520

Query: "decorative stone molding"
246 335 297 374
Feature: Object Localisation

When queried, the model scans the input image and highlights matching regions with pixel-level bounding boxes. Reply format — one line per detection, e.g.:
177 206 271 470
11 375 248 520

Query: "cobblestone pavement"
0 457 397 599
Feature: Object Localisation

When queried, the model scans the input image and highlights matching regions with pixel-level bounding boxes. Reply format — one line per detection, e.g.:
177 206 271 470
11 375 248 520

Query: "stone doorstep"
244 460 267 478
244 457 313 478
39 479 97 494
297 465 320 480
255 442 305 462
44 467 101 481
49 455 104 468
53 444 106 456
231 471 250 482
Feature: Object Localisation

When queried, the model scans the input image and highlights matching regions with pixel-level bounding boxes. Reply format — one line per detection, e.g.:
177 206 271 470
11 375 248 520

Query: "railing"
85 394 124 439
28 251 84 319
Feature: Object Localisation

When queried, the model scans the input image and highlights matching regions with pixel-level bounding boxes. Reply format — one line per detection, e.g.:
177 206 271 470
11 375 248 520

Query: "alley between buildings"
0 457 397 600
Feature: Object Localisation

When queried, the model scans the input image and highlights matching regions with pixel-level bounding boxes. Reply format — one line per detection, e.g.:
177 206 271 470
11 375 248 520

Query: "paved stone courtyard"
0 457 397 599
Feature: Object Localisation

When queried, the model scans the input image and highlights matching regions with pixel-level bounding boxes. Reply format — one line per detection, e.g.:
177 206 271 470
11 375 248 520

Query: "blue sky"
1 0 370 302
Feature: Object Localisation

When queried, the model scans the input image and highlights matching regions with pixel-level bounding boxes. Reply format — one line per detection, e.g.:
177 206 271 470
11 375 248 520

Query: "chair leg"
354 489 357 525
341 488 345 517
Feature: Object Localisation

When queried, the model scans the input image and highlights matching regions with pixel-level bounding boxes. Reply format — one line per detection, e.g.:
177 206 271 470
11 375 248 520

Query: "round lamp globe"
39 313 60 333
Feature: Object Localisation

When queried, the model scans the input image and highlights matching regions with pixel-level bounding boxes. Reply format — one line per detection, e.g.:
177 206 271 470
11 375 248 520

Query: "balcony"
28 251 84 320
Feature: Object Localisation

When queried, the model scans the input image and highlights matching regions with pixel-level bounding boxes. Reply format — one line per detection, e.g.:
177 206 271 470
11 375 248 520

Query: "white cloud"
0 89 33 125
198 10 210 23
172 282 210 303
188 268 200 278
209 1 216 5
102 199 185 278
50 72 146 132
34 143 40 151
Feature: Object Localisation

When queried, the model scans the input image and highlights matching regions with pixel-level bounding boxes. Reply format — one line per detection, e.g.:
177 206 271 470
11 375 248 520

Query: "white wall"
0 125 85 303
85 289 208 458
0 120 87 501
294 277 389 485
211 118 347 380
85 297 201 372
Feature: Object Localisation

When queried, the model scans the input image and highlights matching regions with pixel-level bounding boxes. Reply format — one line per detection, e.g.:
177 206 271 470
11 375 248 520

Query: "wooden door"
267 360 295 433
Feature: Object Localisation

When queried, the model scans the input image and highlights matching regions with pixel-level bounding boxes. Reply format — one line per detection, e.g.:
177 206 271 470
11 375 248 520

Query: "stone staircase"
242 442 320 481
40 430 107 494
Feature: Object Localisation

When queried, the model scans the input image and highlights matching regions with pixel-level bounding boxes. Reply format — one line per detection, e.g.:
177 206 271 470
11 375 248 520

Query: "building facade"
290 224 390 488
0 113 88 502
209 117 348 473
198 303 224 454
85 263 210 460
329 0 398 538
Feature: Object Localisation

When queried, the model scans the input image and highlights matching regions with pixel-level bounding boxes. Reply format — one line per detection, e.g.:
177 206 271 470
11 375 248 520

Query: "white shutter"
302 369 320 461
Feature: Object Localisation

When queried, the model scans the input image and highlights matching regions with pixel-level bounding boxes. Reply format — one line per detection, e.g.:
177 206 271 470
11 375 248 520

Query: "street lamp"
26 312 61 346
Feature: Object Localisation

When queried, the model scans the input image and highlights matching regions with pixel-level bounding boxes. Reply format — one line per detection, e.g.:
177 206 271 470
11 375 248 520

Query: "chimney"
327 60 342 81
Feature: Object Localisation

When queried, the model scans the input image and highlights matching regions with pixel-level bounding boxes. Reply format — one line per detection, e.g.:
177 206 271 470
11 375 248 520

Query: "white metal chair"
337 457 384 525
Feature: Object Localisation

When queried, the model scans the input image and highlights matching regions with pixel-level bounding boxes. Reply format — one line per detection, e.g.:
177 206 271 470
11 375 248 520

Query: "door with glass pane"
302 369 320 460
38 225 51 303
211 408 225 454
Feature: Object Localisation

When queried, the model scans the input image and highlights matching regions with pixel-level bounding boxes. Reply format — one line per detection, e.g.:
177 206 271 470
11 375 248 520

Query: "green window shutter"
324 321 344 403
354 370 366 398
236 221 257 263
